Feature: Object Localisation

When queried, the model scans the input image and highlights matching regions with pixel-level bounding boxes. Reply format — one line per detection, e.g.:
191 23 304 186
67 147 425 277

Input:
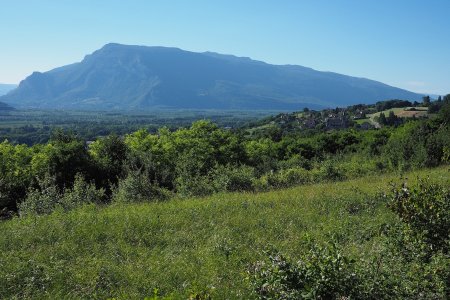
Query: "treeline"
0 110 262 145
375 99 414 111
0 103 449 216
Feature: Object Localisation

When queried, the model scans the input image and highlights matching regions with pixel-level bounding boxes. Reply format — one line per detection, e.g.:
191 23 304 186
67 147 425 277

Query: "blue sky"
1 0 449 94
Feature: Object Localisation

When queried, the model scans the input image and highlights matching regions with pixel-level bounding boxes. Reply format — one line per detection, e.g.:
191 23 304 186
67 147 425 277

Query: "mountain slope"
0 101 13 111
0 84 15 111
0 43 422 110
0 84 17 96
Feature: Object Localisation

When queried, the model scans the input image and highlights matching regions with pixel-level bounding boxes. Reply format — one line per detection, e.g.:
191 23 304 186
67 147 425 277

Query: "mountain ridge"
1 43 423 110
0 83 18 96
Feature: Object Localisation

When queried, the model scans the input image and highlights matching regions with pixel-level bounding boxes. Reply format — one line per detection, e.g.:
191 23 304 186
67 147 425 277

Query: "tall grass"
1 167 448 299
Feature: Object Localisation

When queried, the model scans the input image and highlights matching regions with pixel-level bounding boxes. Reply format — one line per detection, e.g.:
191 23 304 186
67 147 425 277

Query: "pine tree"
378 112 387 125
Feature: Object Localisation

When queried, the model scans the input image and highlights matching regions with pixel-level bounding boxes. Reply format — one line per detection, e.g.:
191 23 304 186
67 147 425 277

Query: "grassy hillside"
368 106 428 118
1 167 448 299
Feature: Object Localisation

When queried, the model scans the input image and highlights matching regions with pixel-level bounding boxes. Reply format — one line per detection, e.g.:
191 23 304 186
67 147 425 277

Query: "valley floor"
1 167 449 299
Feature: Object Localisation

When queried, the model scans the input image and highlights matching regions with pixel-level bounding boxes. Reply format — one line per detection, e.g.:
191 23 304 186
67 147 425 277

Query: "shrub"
266 167 311 189
112 170 171 203
213 165 256 192
61 174 105 208
248 243 359 299
175 164 256 197
19 175 62 216
174 165 244 198
387 178 449 254
313 160 346 182
19 174 105 216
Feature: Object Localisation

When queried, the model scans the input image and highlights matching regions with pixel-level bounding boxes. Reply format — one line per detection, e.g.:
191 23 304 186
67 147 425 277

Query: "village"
262 98 432 133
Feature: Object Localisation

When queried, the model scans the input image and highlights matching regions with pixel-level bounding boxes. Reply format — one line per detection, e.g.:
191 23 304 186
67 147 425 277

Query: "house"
325 117 347 129
303 118 317 129
353 109 366 119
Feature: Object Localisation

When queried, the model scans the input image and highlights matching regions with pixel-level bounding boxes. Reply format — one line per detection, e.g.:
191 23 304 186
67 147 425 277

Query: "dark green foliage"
422 95 431 107
33 130 92 190
375 99 413 111
0 110 449 212
366 129 390 155
378 112 387 125
384 120 449 170
388 179 449 254
248 243 359 299
89 134 128 187
439 95 450 123
212 164 256 192
428 100 443 113
378 111 402 127
19 174 104 216
112 170 171 203
0 142 34 211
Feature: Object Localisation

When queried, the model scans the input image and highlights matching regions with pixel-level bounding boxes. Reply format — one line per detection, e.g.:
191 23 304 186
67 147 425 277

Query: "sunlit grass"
1 166 448 299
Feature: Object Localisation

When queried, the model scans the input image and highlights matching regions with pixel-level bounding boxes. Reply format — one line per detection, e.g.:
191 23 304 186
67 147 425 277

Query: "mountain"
0 101 13 111
0 84 17 96
0 43 423 110
0 85 15 111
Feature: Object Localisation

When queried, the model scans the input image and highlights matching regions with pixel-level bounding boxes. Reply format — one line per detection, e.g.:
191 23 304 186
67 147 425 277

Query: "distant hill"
0 84 17 96
0 43 423 110
0 101 13 112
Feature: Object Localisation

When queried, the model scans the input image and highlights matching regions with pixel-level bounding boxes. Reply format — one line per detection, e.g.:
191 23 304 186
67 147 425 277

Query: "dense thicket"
0 101 448 216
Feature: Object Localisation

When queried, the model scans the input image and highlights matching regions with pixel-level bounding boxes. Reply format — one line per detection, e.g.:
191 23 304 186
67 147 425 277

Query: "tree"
443 94 450 103
387 111 397 126
31 131 92 190
0 141 34 211
438 94 450 123
378 112 387 125
422 96 431 107
89 134 128 188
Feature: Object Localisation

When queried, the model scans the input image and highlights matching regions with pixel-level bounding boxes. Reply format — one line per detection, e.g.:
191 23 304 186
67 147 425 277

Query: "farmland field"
0 109 273 145
368 106 429 119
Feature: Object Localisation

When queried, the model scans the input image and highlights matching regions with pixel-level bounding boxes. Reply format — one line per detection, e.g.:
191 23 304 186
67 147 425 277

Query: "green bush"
314 160 346 181
387 178 449 254
19 174 104 216
19 175 62 216
61 174 105 208
174 164 253 198
267 167 311 189
212 164 256 192
248 243 359 299
112 170 171 203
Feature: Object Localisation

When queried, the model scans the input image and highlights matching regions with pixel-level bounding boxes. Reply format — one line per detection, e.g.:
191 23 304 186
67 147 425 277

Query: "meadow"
1 166 448 299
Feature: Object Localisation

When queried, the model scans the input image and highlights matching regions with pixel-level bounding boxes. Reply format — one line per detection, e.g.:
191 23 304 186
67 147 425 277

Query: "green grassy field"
1 167 448 299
